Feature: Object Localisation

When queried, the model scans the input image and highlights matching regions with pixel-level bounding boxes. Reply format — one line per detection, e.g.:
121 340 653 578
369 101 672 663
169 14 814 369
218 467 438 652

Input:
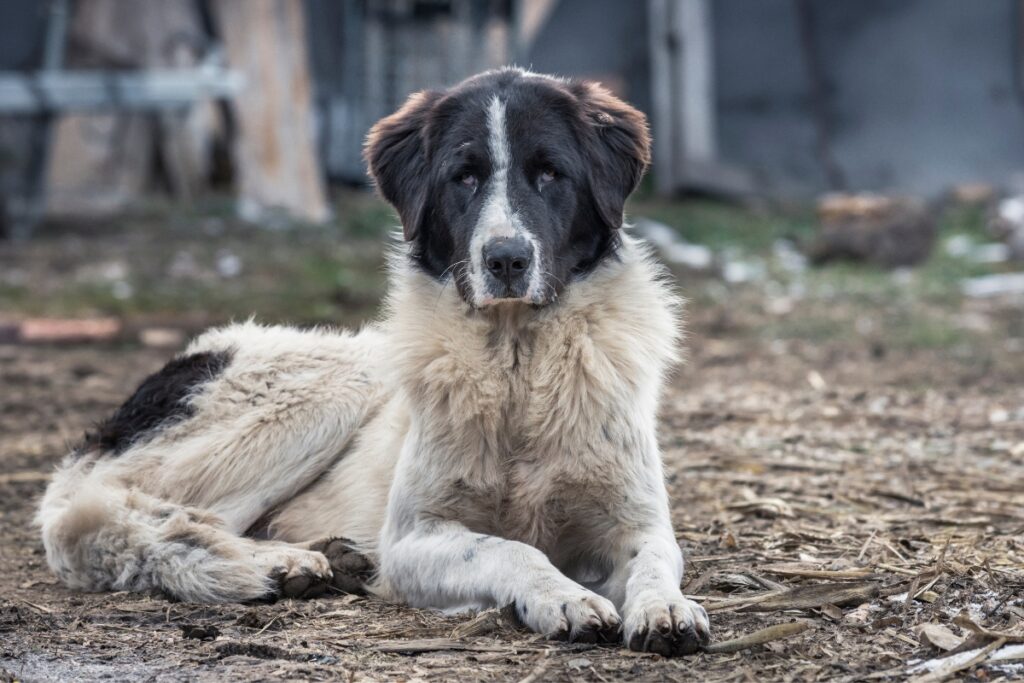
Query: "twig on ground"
703 621 811 654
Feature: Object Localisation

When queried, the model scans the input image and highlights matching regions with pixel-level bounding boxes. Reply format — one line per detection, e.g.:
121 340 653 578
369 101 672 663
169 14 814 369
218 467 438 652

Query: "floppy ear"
364 90 442 241
573 82 651 230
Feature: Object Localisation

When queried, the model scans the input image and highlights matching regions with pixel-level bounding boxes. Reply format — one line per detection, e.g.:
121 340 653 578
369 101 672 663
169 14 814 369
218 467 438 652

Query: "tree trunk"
212 0 329 224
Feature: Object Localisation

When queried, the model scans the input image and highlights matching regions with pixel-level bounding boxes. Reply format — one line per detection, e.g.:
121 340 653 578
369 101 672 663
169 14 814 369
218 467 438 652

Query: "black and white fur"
38 69 711 656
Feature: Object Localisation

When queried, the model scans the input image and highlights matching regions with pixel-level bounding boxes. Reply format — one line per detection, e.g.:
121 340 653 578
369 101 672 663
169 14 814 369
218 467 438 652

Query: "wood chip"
908 637 1008 683
516 651 551 683
761 563 875 580
371 638 533 655
737 582 879 613
18 318 122 344
953 613 1024 643
0 470 51 485
450 605 519 639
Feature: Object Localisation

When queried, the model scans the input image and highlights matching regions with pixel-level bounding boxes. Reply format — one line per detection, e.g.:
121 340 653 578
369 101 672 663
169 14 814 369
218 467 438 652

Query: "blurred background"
4 5 1024 679
0 0 1022 356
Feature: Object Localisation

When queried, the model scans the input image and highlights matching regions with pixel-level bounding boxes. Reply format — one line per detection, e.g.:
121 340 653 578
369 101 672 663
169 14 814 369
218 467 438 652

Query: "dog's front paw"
516 586 621 643
623 592 710 656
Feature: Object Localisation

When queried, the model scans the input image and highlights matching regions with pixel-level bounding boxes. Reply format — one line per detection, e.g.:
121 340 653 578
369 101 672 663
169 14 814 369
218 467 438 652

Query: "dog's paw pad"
625 596 711 657
309 537 374 594
570 618 622 644
279 569 329 600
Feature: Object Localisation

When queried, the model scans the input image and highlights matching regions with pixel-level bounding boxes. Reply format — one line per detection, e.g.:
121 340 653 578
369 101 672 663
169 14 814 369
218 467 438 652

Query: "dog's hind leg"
38 459 334 602
39 322 385 602
154 323 387 533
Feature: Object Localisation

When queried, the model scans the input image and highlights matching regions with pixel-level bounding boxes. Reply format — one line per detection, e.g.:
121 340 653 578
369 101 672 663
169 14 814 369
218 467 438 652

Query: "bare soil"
2 315 1023 682
1 209 1023 681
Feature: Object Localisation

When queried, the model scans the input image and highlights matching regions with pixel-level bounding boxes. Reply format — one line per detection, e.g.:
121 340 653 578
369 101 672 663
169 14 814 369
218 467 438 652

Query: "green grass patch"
628 198 817 251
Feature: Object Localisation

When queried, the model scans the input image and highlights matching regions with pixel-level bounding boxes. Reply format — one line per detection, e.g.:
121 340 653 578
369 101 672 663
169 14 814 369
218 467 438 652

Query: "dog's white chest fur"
382 236 682 560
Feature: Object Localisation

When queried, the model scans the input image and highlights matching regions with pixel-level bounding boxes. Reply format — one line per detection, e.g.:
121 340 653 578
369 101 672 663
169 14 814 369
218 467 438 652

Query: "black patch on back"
79 350 232 456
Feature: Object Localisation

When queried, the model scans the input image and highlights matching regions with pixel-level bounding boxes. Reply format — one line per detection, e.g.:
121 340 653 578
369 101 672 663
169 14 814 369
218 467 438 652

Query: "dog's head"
365 68 650 308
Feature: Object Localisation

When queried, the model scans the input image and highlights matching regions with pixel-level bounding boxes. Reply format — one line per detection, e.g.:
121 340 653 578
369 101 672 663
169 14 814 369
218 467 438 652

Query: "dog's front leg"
613 525 711 656
381 521 621 642
602 518 708 655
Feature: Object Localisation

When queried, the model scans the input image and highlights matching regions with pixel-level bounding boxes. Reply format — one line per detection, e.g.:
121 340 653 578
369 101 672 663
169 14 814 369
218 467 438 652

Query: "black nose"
483 237 532 286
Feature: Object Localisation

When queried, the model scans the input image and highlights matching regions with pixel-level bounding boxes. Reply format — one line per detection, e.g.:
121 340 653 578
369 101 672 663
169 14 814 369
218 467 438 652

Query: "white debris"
971 243 1010 264
216 251 243 278
868 396 890 414
766 297 794 315
723 258 766 284
772 239 808 273
945 234 1011 264
962 272 1024 298
634 218 714 270
908 643 1024 675
989 409 1010 425
992 195 1024 261
998 195 1024 226
945 234 973 258
111 280 134 300
891 268 915 286
168 251 200 279
100 261 128 281
807 371 827 392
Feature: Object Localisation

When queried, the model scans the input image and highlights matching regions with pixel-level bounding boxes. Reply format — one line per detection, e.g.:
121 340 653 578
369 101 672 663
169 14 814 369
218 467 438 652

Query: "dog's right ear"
364 90 442 242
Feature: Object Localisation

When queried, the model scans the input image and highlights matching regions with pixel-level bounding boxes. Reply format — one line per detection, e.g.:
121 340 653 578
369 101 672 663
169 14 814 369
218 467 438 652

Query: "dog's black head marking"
365 68 650 309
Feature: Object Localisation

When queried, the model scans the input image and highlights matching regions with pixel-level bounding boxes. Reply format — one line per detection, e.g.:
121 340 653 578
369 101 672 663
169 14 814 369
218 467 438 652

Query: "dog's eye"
458 173 478 191
538 167 556 188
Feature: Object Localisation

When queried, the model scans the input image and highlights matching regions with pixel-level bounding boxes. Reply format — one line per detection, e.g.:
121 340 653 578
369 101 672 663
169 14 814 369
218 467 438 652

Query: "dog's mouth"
472 278 552 308
454 261 554 309
474 292 551 309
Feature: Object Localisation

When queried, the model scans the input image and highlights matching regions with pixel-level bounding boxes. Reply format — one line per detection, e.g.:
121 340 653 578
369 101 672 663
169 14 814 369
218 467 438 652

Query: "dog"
37 68 711 656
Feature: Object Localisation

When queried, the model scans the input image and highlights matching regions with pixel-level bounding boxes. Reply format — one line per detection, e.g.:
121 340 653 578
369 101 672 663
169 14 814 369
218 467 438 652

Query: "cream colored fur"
37 234 710 649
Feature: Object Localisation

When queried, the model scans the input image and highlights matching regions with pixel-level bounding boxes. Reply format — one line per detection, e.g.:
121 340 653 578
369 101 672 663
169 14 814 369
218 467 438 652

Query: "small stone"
180 623 220 641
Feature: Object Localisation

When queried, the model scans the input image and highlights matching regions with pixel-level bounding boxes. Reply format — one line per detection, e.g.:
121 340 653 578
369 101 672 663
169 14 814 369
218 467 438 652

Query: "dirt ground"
1 321 1021 682
1 211 1024 681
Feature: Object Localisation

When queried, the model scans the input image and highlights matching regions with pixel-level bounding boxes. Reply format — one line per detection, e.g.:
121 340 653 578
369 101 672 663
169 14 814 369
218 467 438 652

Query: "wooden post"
648 0 717 195
212 0 329 224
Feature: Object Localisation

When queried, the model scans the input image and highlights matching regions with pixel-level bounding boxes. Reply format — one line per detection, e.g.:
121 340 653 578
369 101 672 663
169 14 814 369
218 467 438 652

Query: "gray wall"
715 0 1024 196
525 0 651 114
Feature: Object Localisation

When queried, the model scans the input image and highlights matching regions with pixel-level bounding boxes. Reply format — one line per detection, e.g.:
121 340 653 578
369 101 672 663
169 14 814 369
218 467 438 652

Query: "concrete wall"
715 0 1024 196
525 0 651 111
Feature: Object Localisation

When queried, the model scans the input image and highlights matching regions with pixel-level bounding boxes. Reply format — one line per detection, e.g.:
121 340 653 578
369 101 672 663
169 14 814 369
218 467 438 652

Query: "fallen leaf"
915 623 963 651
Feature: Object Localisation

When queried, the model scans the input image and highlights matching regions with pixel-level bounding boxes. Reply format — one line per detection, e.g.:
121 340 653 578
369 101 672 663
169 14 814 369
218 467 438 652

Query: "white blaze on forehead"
487 97 511 195
476 97 516 240
468 95 544 306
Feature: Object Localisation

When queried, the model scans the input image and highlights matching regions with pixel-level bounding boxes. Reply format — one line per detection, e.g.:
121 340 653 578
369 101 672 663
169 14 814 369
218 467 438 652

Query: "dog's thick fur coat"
38 69 711 656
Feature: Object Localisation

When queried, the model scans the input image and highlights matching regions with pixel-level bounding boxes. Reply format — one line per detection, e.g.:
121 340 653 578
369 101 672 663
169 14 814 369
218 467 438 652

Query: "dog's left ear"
364 90 443 241
573 82 651 230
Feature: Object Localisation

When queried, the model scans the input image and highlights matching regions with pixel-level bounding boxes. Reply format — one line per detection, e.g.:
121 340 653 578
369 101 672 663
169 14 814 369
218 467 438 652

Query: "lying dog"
38 68 710 656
